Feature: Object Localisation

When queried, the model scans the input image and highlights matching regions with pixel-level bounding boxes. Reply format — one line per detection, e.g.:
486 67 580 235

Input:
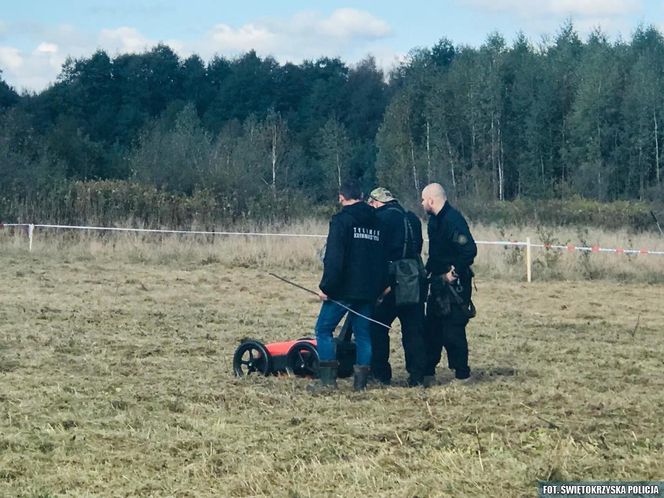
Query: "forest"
1 22 663 226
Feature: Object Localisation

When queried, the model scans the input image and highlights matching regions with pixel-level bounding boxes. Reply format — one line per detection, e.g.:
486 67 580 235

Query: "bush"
0 180 326 228
2 182 660 233
458 196 659 232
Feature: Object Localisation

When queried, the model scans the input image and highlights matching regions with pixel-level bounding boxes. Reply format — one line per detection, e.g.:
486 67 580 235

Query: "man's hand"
317 291 328 301
376 286 391 305
444 266 457 283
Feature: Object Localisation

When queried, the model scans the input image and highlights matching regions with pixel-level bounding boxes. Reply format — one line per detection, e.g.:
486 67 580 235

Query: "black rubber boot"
320 361 339 387
353 365 370 391
307 361 338 393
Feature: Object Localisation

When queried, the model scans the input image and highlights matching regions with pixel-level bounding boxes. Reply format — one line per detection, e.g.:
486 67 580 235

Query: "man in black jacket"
367 187 427 386
313 180 388 391
421 183 477 384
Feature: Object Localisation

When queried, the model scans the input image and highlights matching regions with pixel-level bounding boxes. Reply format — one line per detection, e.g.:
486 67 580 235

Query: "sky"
1 0 663 92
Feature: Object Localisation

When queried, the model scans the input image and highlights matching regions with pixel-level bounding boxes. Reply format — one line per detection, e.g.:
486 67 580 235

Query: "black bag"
392 259 423 306
390 214 426 306
429 275 477 320
447 281 477 320
429 282 452 317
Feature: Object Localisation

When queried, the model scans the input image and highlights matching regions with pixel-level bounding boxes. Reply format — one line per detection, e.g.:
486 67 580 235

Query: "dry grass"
2 219 662 282
1 230 663 497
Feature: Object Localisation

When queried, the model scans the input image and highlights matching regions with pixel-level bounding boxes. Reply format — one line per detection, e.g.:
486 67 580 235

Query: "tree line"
1 22 663 224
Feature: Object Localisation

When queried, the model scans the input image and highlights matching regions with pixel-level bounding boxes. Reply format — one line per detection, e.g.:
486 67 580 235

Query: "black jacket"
426 202 477 321
319 202 388 301
375 201 423 262
426 202 476 276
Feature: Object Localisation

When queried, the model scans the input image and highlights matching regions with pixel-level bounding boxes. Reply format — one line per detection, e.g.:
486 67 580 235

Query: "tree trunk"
271 122 277 198
471 122 477 169
425 120 432 183
561 116 566 199
638 142 644 200
336 150 341 188
498 119 504 201
491 115 497 199
654 110 660 185
596 120 602 200
445 132 457 192
410 137 420 195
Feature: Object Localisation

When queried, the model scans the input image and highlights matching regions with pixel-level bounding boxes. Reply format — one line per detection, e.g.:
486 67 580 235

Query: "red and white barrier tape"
529 243 664 256
1 222 663 255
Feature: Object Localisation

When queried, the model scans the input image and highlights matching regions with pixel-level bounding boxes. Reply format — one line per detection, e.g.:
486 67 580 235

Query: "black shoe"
353 365 370 391
407 376 424 387
455 367 471 380
370 364 392 385
422 375 436 388
369 373 391 386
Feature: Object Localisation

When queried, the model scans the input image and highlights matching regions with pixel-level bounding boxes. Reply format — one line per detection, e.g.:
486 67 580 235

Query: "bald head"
421 183 447 215
422 183 446 200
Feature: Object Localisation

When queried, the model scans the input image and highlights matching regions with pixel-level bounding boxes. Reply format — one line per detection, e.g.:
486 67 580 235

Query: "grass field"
1 231 663 497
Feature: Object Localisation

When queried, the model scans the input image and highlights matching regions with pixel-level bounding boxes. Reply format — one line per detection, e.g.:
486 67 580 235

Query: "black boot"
370 363 392 385
422 375 436 388
353 365 370 391
407 375 424 387
454 366 471 381
307 361 338 393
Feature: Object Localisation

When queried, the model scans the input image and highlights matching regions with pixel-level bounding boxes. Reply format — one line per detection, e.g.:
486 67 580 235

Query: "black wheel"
286 341 320 377
233 340 271 376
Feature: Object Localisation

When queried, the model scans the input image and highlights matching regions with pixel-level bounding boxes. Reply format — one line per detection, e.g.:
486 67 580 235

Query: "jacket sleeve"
425 219 435 273
450 220 477 272
410 214 424 257
319 216 346 296
426 218 453 275
379 208 404 260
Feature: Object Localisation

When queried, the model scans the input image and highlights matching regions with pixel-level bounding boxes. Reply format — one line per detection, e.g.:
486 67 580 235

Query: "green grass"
0 242 663 497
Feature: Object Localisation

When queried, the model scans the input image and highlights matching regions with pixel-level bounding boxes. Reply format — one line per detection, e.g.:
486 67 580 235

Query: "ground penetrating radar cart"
232 317 356 378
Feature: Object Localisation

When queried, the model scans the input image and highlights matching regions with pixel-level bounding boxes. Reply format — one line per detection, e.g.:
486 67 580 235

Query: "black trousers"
424 305 471 379
370 291 427 384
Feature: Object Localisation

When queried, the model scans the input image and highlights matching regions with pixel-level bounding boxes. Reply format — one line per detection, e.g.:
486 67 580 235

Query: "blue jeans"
315 300 373 366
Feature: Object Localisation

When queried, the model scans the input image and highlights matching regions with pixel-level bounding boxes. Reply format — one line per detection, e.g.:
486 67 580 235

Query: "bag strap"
385 205 412 259
398 216 405 259
402 215 415 259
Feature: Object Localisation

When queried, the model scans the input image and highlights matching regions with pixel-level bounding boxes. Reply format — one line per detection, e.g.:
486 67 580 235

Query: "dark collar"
376 200 401 212
435 202 450 219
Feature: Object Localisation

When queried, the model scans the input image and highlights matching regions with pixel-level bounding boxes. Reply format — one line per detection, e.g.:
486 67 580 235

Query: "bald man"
421 183 477 384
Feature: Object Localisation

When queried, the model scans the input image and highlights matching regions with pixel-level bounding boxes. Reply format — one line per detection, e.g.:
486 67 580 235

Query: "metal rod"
268 272 391 329
268 272 319 296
